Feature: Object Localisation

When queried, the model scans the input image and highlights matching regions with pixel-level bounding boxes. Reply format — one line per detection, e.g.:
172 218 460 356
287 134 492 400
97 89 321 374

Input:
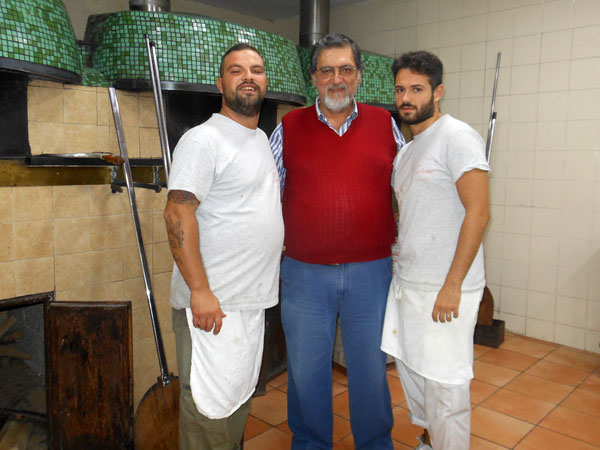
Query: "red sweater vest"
281 103 397 264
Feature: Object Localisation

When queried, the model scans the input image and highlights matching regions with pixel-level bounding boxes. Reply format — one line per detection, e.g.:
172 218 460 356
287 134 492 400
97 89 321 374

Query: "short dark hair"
219 43 264 77
309 32 364 74
392 51 443 89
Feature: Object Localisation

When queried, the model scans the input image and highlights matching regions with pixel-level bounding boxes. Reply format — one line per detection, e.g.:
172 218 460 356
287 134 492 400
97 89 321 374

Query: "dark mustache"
400 103 415 108
238 82 258 89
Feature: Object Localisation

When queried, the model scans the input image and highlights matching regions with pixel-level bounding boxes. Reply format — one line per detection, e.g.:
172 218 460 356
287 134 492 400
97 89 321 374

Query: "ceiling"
191 0 367 20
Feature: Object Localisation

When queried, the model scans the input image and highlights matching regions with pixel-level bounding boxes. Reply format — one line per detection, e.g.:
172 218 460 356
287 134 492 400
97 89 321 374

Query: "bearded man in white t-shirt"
381 51 490 450
163 44 284 450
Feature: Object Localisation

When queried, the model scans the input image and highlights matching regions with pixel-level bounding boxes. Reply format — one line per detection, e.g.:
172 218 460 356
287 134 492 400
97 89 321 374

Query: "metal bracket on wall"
110 165 166 193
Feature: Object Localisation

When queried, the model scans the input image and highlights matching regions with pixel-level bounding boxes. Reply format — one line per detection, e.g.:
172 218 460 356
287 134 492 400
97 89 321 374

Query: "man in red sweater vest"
269 33 405 449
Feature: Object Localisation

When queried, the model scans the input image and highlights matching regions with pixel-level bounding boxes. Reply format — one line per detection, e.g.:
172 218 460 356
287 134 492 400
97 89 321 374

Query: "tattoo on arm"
168 190 200 207
165 216 184 249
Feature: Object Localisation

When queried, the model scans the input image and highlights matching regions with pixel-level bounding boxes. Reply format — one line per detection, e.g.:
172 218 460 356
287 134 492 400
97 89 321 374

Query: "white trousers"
396 359 471 450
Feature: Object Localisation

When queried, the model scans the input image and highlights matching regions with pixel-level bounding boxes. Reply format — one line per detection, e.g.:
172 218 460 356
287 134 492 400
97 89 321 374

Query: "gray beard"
323 84 352 113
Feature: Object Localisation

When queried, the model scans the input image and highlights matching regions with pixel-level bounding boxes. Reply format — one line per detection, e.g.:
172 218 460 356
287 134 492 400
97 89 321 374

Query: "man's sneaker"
415 433 433 450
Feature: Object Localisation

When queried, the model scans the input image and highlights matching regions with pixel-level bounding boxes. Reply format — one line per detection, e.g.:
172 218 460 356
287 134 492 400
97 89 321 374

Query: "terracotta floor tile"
275 420 291 435
332 391 350 419
514 427 598 450
332 381 348 397
470 435 509 449
474 343 494 359
504 373 573 404
499 336 556 359
393 440 413 449
525 360 590 387
473 360 520 387
544 347 600 372
391 405 423 447
580 370 600 396
277 383 288 393
470 379 499 404
387 363 399 378
249 389 287 426
244 415 272 441
333 433 354 449
481 388 555 424
540 406 600 446
333 413 352 442
470 406 534 448
332 365 348 386
267 371 288 388
388 374 406 406
243 427 292 450
561 388 600 418
478 348 539 372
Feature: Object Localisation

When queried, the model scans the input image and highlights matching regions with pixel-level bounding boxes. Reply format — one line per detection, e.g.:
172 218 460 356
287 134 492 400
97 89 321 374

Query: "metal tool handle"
108 87 171 386
145 34 171 180
485 52 501 164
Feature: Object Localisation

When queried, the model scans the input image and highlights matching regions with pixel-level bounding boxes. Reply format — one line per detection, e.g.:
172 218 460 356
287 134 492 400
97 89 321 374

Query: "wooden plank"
46 301 133 450
0 317 16 338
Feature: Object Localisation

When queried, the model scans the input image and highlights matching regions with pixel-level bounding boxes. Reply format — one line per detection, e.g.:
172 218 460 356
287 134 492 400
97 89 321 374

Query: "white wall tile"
531 207 561 237
443 72 460 99
505 205 532 233
563 151 597 181
534 151 564 180
484 230 504 258
541 30 572 62
566 121 600 151
462 15 488 44
484 66 511 98
440 0 463 21
560 210 593 241
556 296 587 327
512 34 541 65
500 311 527 333
502 259 530 288
459 98 484 125
506 177 533 205
559 237 593 269
528 262 558 293
503 233 530 262
587 301 600 331
439 18 463 47
397 0 418 28
486 39 513 68
557 265 589 299
500 286 528 315
509 94 538 122
437 45 462 72
440 98 460 117
417 0 440 24
526 318 555 341
567 89 600 121
485 256 503 284
562 180 594 210
585 330 600 353
489 177 506 204
395 26 418 54
537 92 569 122
589 270 600 302
514 4 544 36
510 64 539 95
460 70 485 98
461 42 487 70
463 0 488 16
527 291 556 321
530 235 560 265
487 9 515 40
570 58 600 90
417 22 440 50
542 0 574 32
489 0 515 12
538 61 570 92
554 323 586 350
535 121 566 151
572 26 600 59
532 180 563 209
573 0 600 28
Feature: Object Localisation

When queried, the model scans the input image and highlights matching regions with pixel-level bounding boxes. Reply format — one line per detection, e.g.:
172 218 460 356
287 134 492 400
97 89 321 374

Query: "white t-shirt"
392 114 490 291
168 113 284 310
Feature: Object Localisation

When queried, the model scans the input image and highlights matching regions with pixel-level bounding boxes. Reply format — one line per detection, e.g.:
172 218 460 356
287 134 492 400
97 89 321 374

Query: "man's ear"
434 83 444 103
217 77 223 94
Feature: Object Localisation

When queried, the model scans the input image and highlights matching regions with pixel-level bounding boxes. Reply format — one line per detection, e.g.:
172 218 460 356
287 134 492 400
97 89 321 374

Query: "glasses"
316 65 357 79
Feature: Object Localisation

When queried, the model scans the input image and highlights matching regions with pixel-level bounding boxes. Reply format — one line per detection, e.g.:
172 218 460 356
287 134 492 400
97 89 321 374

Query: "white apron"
186 308 264 419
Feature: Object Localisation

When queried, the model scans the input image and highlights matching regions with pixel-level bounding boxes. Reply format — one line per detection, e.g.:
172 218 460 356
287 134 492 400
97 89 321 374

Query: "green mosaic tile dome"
85 11 306 103
0 0 80 83
297 46 395 106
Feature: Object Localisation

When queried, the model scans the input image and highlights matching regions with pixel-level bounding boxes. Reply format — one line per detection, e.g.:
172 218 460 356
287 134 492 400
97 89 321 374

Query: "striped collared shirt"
269 98 405 189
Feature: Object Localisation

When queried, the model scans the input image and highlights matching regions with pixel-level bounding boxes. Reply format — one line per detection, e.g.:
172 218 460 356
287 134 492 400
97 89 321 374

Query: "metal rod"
145 34 171 180
108 87 171 386
485 52 501 163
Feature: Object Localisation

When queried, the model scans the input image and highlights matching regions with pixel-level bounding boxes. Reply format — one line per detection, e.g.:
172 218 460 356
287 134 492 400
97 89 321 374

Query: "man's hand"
432 283 461 323
190 289 227 334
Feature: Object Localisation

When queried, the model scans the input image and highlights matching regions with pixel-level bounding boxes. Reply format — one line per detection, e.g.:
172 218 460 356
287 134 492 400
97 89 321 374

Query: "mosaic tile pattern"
0 0 80 77
85 11 306 98
298 46 395 106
